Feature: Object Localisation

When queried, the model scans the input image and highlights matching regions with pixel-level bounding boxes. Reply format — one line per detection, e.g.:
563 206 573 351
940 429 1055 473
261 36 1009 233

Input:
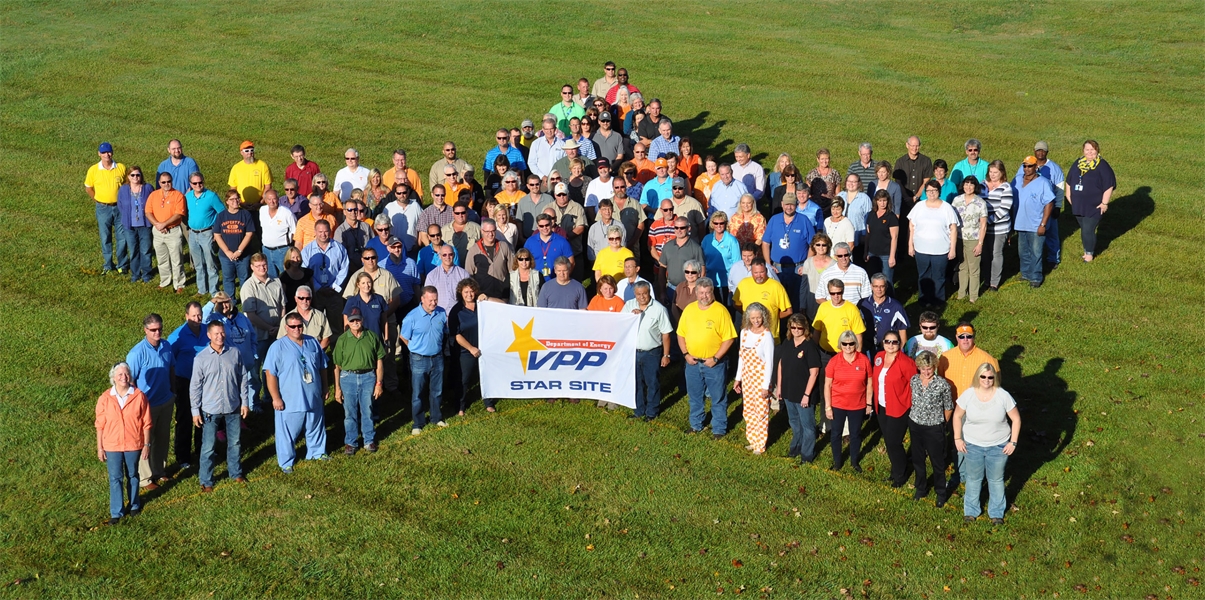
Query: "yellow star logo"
505 319 547 373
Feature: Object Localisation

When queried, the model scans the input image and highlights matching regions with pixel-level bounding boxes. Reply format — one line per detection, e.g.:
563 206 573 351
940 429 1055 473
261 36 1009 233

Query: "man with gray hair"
708 164 748 218
659 216 705 306
848 143 877 191
465 218 514 300
813 242 872 305
731 143 766 202
893 135 933 204
857 273 909 357
191 320 253 492
334 147 371 201
528 116 565 181
950 138 987 189
626 280 673 421
648 119 679 161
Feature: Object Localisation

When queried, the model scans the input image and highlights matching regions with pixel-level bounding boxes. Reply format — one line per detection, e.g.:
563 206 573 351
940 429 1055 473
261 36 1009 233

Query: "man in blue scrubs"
264 312 330 473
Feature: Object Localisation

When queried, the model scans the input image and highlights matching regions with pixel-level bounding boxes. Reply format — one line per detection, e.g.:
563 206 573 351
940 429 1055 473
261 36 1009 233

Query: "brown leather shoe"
232 477 248 483
201 486 214 493
365 442 378 453
343 445 357 456
156 477 170 485
141 482 160 491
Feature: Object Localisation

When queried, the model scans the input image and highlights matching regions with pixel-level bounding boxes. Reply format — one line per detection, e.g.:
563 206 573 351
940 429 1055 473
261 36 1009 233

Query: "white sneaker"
436 421 448 428
411 428 421 436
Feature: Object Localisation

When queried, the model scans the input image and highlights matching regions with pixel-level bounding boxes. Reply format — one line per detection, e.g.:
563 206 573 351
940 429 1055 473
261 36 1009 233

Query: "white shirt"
623 298 673 351
907 201 960 256
731 160 766 200
259 205 297 248
334 165 371 201
814 263 872 304
584 176 615 208
381 200 423 251
528 136 565 179
615 276 655 303
734 329 775 389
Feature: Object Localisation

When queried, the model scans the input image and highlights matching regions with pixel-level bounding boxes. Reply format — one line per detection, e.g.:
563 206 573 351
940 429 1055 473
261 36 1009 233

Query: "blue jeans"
105 449 140 518
1043 217 1060 263
829 407 866 468
121 225 154 282
340 371 376 446
1017 231 1045 285
189 229 220 295
96 203 127 272
684 359 728 434
263 245 288 278
635 349 662 418
219 253 250 299
865 253 894 285
410 354 444 428
784 398 817 462
959 442 1009 518
914 252 948 303
199 412 243 487
274 409 327 469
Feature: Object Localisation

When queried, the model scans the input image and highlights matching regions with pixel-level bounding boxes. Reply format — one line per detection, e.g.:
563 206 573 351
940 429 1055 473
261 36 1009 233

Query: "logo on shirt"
507 318 613 373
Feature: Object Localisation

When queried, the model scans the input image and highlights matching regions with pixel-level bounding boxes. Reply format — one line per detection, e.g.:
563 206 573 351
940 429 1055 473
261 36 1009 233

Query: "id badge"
778 234 790 250
303 370 313 384
1075 185 1083 191
542 267 551 277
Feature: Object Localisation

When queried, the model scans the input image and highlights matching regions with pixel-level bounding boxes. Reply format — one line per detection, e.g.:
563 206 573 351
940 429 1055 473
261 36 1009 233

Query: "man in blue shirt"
265 312 330 473
523 214 574 277
708 165 748 218
762 194 815 302
382 236 420 310
1013 141 1066 265
793 187 824 233
126 313 175 490
190 320 253 491
857 274 909 357
642 158 674 207
950 138 988 189
401 287 449 435
484 128 527 174
205 291 260 404
167 301 208 469
1013 156 1056 288
156 139 200 191
301 220 349 336
185 172 227 295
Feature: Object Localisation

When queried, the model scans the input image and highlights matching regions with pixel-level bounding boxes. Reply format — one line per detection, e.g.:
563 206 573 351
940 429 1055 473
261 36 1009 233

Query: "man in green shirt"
332 309 385 455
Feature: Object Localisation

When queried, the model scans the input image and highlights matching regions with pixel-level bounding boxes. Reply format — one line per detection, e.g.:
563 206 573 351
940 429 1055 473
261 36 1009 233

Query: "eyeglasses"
375 227 390 232
537 224 551 229
608 237 621 241
840 342 856 347
920 325 937 331
454 210 467 215
562 91 572 95
835 253 850 258
883 339 900 345
145 327 162 333
345 157 357 161
829 291 843 295
605 67 615 71
296 296 312 301
518 257 532 262
527 182 540 187
683 270 699 275
549 177 562 182
672 186 685 190
814 243 829 248
444 148 456 152
957 334 975 340
713 221 727 226
440 253 454 258
347 208 363 213
968 148 980 153
660 208 673 212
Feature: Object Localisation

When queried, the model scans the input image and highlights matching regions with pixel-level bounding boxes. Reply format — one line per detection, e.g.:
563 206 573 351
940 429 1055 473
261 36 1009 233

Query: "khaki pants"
139 401 174 486
956 238 982 301
153 226 187 290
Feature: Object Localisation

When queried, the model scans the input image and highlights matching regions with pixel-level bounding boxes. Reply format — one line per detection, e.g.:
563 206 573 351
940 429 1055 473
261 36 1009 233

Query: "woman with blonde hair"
508 247 542 306
734 302 776 454
364 169 389 212
767 152 794 192
953 362 1020 524
728 193 767 246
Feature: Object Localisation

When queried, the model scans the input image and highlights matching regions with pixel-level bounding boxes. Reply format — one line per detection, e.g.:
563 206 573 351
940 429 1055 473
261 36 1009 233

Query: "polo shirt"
647 219 676 254
592 246 633 280
593 130 625 163
1013 160 1065 206
156 156 200 191
812 300 866 354
940 346 999 398
276 309 332 343
701 231 741 290
382 255 421 306
642 176 673 207
260 205 297 248
676 301 737 358
240 276 287 338
380 200 423 250
343 293 388 337
631 158 656 183
761 213 815 265
814 264 872 305
537 279 588 310
216 209 256 252
334 166 371 201
126 338 175 407
383 168 424 199
448 303 479 353
286 160 321 197
294 213 337 249
301 239 349 293
228 160 273 205
731 161 766 200
707 179 748 217
332 329 386 372
484 146 527 175
167 322 209 379
515 195 553 237
727 260 780 294
189 345 252 416
400 305 448 356
1013 175 1056 233
85 162 128 205
848 161 877 192
825 352 872 410
417 245 460 276
857 296 909 346
658 238 704 287
263 335 328 413
186 188 226 231
548 101 586 135
523 234 574 276
950 158 988 189
551 201 587 253
624 299 673 351
637 115 669 143
425 265 469 312
733 277 792 341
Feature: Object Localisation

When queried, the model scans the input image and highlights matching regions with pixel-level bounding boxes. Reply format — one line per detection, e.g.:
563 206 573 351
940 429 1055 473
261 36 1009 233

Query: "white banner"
478 303 638 407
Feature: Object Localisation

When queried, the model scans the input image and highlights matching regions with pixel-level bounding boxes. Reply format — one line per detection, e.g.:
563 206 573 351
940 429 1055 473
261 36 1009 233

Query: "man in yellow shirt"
383 149 424 203
228 140 273 206
677 278 737 439
812 279 866 355
939 323 999 398
733 259 793 341
84 141 129 274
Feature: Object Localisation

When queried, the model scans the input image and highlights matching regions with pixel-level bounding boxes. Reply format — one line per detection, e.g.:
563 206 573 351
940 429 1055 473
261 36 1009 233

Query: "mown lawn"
1 1 1202 597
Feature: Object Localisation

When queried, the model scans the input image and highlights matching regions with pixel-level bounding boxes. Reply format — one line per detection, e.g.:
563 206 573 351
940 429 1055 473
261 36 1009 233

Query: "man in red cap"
228 140 273 206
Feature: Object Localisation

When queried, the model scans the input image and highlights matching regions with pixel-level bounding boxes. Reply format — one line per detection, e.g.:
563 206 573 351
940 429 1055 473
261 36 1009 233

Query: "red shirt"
825 352 871 411
286 160 321 197
872 352 917 418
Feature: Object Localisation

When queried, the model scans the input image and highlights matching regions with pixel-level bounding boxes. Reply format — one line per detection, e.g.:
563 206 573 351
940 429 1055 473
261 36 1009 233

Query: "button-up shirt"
528 136 565 179
190 345 253 416
731 160 766 200
424 264 469 312
126 338 175 407
401 305 448 356
264 335 328 413
625 299 673 351
240 276 287 339
205 311 258 368
301 239 349 293
167 322 209 379
707 179 748 217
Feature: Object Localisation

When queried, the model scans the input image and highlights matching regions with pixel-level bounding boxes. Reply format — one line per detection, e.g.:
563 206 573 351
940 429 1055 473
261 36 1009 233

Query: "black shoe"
852 464 863 473
991 517 1004 525
685 427 701 434
642 416 654 422
104 517 121 526
830 463 842 471
1029 281 1042 288
913 489 927 501
964 516 976 523
891 480 905 488
128 508 142 517
935 496 948 508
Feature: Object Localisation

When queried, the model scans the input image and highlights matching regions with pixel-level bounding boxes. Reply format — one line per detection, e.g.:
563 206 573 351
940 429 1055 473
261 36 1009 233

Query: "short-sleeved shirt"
592 246 633 281
776 337 823 402
260 205 298 248
761 213 815 266
939 346 999 398
126 338 175 407
85 162 128 205
956 388 1017 447
864 210 899 256
264 336 328 412
276 309 332 343
551 200 588 252
676 301 737 359
625 299 673 351
145 188 186 225
157 156 200 192
950 159 988 190
951 194 988 241
588 295 626 312
643 177 674 207
1012 175 1056 233
893 153 933 198
814 264 872 305
240 276 287 338
216 209 256 251
400 306 447 356
903 334 954 359
344 293 388 338
382 255 421 306
448 303 479 353
1067 158 1117 219
186 188 226 231
537 279 588 310
523 234 574 276
424 265 469 312
907 201 959 256
286 160 321 197
812 301 866 354
825 352 871 411
228 160 273 205
734 277 792 342
858 296 909 346
332 330 385 372
909 375 954 427
658 238 705 287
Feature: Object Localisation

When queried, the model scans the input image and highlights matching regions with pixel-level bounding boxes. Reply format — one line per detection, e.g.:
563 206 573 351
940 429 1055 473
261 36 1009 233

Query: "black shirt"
280 268 314 312
865 210 900 256
893 153 933 199
774 337 822 402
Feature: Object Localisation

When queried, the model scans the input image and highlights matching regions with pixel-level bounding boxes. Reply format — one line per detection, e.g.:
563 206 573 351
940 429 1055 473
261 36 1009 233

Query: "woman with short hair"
774 313 823 462
823 330 872 472
908 179 959 305
953 362 1020 524
908 351 954 506
824 198 855 257
951 176 988 302
735 303 776 455
95 362 151 526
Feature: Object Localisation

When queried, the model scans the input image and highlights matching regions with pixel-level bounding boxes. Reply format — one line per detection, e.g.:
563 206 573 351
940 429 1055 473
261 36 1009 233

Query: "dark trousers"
1076 215 1101 256
174 376 203 465
634 349 662 418
909 418 949 499
458 352 485 410
877 410 910 485
915 252 949 303
784 398 817 462
829 407 865 468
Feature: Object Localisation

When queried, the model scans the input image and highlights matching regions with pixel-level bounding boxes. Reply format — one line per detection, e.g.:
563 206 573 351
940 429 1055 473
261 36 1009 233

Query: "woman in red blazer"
872 331 918 487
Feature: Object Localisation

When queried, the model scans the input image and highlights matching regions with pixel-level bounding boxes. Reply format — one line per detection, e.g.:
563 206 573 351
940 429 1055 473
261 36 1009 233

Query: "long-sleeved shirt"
190 345 253 416
301 239 349 293
528 136 565 179
731 161 766 201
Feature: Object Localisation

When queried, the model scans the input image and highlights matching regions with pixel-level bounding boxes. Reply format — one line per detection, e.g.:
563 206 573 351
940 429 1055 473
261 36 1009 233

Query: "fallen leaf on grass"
731 559 743 568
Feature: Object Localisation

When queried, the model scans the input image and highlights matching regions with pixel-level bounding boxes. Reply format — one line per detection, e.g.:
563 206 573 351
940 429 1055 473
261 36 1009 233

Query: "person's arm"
761 241 772 265
711 338 734 366
907 221 916 257
952 404 966 453
214 230 235 259
974 216 986 256
888 226 898 267
1037 201 1053 236
1004 406 1021 456
266 370 284 410
864 372 873 415
145 199 166 231
823 376 834 420
333 363 343 403
803 367 819 408
677 334 695 364
373 357 384 399
946 223 956 260
236 230 254 258
779 307 793 319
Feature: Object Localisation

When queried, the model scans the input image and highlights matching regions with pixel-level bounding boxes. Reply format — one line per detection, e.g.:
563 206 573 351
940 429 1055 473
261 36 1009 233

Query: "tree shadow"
997 346 1077 505
674 111 730 158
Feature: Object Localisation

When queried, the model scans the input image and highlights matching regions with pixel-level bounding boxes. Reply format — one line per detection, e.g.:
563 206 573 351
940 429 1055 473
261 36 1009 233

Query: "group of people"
92 62 1113 527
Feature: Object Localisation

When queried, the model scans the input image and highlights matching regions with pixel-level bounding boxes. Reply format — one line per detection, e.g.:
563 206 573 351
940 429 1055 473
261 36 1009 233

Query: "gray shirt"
190 345 253 416
658 237 705 287
624 298 673 351
586 218 626 261
515 193 553 238
537 279 588 310
240 276 286 338
593 129 625 162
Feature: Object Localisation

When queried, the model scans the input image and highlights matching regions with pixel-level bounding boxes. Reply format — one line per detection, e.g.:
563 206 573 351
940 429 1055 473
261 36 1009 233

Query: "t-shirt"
658 238 704 287
592 247 633 281
864 210 899 256
907 201 959 256
903 334 954 359
775 337 822 402
216 209 256 251
228 160 273 205
733 277 792 342
587 295 626 312
761 213 814 266
812 301 866 354
537 279 588 310
956 388 1017 447
825 352 871 411
676 301 737 359
260 205 297 248
448 303 479 353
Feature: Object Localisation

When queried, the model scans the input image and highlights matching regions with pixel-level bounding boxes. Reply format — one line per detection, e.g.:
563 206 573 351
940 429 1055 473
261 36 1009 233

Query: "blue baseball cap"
98 142 113 153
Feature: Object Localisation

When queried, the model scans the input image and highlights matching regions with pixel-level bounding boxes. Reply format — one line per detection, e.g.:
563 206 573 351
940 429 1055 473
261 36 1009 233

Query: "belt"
190 227 212 233
638 348 662 353
347 368 374 374
263 244 287 250
411 352 439 358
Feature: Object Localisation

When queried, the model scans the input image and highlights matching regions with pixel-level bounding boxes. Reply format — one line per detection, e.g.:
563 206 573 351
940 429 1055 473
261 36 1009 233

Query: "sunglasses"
454 210 468 215
287 324 304 330
674 226 689 231
345 157 357 161
883 339 900 345
840 342 857 347
129 173 143 178
980 375 995 380
920 325 937 331
363 256 378 261
145 327 162 333
672 186 685 190
683 270 699 275
518 257 532 262
376 228 390 232
284 187 297 192
347 208 363 213
537 224 551 228
829 291 844 295
713 221 727 226
789 326 805 331
296 296 312 301
957 334 975 340
661 208 673 212
814 243 829 248
608 237 621 241
835 253 850 258
429 233 442 237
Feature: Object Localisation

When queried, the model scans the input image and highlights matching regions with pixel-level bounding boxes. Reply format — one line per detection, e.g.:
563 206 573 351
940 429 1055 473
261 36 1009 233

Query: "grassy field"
2 0 1203 597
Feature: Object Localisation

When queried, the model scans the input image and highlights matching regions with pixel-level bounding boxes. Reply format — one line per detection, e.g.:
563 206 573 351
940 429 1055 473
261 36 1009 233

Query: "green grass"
2 0 1204 597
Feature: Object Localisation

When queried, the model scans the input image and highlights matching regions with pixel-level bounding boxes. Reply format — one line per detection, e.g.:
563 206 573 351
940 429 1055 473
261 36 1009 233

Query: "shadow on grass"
997 346 1077 506
1057 185 1153 259
674 111 729 159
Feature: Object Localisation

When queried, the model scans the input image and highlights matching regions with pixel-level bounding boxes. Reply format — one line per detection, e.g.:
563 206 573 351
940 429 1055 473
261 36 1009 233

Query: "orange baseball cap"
1021 155 1038 166
240 140 255 150
955 324 975 336
654 157 669 168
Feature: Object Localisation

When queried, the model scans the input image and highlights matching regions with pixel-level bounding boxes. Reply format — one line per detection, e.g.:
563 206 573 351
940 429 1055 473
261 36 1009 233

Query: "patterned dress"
736 328 775 452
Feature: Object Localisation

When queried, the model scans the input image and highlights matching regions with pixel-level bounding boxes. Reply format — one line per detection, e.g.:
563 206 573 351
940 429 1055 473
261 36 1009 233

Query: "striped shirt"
647 218 676 253
980 182 1014 236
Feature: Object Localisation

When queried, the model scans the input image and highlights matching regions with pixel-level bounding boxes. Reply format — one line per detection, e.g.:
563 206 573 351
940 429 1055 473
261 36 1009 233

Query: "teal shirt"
186 188 227 230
